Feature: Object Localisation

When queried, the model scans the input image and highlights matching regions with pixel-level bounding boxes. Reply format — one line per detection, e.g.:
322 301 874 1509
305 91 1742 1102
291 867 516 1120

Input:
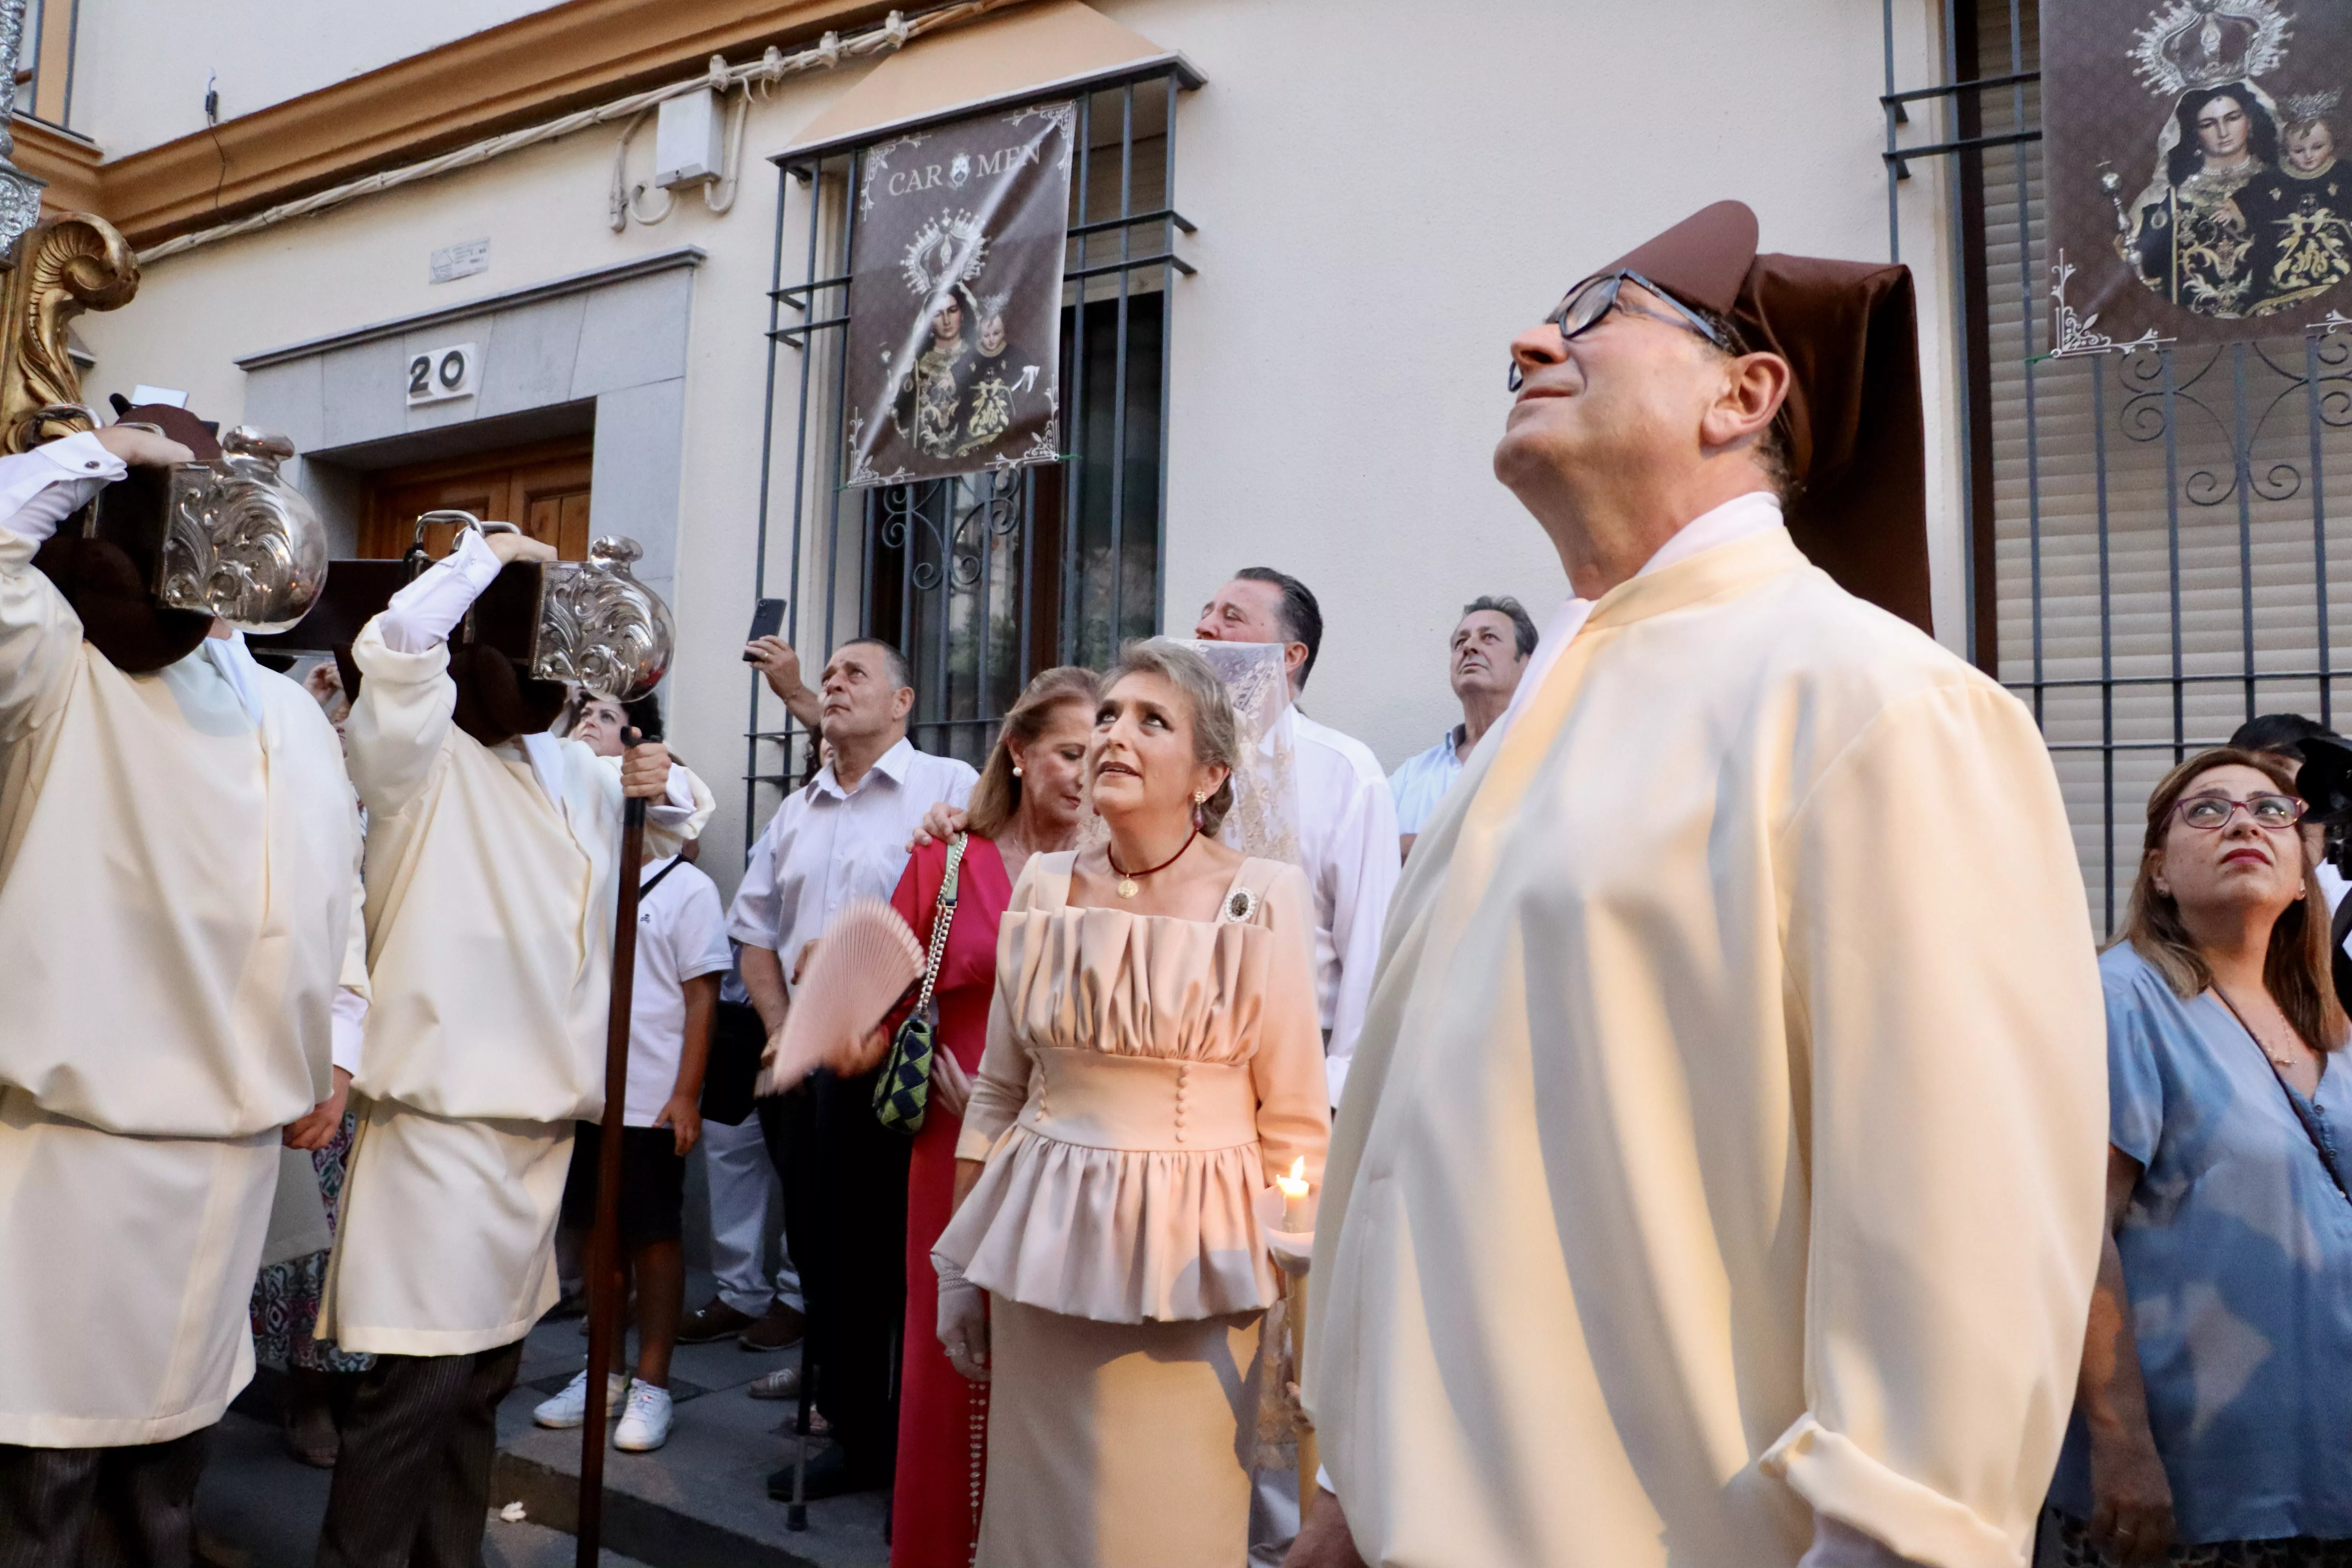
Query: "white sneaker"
613 1379 673 1452
532 1370 628 1429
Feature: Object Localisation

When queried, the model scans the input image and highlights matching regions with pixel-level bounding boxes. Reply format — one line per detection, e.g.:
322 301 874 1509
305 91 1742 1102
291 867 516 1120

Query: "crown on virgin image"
2280 87 2343 126
2131 0 2293 96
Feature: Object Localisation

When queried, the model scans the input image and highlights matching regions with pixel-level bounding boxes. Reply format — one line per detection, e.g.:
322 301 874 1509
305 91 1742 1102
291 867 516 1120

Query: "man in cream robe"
0 426 365 1562
316 526 707 1568
1291 203 2107 1568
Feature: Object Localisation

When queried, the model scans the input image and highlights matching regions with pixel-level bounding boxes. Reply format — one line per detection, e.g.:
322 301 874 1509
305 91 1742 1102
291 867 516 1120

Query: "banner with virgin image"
2044 0 2352 348
844 101 1075 486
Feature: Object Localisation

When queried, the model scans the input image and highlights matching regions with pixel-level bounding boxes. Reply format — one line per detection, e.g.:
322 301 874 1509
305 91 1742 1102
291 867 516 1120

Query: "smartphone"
744 598 786 660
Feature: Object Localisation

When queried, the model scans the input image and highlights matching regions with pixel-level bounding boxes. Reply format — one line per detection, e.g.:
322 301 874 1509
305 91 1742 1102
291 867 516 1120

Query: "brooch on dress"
1225 888 1259 922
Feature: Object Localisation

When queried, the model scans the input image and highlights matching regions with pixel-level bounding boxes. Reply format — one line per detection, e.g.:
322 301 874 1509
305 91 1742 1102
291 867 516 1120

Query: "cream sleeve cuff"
1762 1418 2018 1568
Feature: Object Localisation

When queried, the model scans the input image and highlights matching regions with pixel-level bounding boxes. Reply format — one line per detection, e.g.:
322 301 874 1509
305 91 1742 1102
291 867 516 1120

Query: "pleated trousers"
0 1431 210 1568
313 1341 524 1568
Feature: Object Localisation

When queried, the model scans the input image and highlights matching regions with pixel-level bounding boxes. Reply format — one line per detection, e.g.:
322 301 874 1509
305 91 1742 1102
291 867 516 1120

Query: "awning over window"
780 0 1198 160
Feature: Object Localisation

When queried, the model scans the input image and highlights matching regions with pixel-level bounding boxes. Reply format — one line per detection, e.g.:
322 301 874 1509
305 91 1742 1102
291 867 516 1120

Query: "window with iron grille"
743 65 1198 848
1890 0 2352 928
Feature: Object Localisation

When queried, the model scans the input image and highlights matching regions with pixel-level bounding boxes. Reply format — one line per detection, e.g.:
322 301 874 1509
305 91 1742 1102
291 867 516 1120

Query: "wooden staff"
1292 1271 1318 1509
578 728 653 1568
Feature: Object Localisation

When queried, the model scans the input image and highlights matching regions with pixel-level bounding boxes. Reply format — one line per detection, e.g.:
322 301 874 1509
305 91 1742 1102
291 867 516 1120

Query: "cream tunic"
0 442 365 1444
1305 530 2106 1568
321 617 707 1356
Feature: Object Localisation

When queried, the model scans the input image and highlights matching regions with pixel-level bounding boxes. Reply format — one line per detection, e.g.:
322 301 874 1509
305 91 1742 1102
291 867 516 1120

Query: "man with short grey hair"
1387 595 1538 860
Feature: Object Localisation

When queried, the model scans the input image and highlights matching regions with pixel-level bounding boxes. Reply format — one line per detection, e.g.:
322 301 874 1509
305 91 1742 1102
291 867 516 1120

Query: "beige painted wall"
69 0 563 151
72 0 1966 891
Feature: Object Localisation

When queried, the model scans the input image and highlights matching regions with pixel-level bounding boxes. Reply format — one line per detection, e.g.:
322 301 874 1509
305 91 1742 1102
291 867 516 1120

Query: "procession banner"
844 101 1075 487
2044 0 2352 350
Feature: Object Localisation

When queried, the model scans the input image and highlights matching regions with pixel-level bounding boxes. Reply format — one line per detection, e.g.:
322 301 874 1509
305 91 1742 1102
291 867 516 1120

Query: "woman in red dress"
887 666 1099 1567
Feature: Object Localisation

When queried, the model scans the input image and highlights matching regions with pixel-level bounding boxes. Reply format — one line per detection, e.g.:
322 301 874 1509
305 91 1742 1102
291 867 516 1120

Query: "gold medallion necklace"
1107 827 1198 899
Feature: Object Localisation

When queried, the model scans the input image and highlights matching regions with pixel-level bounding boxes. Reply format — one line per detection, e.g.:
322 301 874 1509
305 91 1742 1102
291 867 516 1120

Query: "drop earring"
1192 789 1208 829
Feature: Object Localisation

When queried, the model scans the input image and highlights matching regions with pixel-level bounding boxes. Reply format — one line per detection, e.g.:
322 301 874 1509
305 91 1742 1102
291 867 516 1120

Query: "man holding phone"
746 599 823 741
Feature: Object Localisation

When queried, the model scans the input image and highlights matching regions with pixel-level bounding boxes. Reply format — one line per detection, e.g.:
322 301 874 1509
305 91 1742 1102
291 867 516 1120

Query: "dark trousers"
315 1341 524 1568
759 1066 911 1483
0 1431 210 1568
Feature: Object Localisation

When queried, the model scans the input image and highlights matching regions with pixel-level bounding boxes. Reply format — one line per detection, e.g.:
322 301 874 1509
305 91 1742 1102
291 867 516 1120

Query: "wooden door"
361 435 595 560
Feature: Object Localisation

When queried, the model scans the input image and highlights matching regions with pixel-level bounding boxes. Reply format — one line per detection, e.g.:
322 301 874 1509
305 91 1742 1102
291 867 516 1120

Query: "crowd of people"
2 193 2350 1568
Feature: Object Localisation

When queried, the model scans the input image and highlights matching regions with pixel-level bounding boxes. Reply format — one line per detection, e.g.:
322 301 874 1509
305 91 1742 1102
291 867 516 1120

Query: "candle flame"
1287 1157 1305 1182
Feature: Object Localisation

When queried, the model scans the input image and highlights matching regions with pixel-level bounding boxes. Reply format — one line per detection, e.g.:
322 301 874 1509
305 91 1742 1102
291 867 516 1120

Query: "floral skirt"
2047 1512 2352 1568
249 1109 373 1375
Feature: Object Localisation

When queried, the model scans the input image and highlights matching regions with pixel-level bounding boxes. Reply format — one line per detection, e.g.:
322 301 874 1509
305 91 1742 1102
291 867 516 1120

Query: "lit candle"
1276 1156 1312 1233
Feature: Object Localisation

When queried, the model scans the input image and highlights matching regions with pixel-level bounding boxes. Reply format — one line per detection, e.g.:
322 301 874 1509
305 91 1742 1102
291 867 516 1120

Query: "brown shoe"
675 1298 758 1344
738 1302 806 1352
281 1368 339 1469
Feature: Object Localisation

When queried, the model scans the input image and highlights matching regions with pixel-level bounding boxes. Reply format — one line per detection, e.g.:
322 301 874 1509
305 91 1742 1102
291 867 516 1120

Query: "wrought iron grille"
1889 0 2352 930
742 65 1197 849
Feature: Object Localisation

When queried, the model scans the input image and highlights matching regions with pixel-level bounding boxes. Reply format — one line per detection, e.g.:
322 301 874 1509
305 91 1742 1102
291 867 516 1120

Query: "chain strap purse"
874 833 967 1134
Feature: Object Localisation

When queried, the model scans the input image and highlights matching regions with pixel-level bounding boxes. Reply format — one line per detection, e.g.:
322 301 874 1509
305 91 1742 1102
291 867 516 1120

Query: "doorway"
360 434 595 560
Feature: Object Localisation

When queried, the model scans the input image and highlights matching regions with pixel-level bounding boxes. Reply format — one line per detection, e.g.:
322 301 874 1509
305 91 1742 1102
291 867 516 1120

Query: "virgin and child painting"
2047 0 2352 346
844 102 1075 487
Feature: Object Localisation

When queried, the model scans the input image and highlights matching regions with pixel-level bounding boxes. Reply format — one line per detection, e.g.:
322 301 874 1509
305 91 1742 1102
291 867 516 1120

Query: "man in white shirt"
1290 203 2103 1568
727 637 976 1499
1386 596 1538 860
1194 569 1400 1109
315 526 707 1568
0 419 365 1566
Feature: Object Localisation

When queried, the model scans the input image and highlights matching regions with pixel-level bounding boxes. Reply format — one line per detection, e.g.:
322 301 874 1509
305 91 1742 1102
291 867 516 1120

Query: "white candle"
1276 1156 1312 1233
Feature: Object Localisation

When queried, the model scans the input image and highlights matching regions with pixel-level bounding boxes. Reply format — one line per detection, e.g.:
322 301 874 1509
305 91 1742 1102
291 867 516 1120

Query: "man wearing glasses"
1292 203 2108 1568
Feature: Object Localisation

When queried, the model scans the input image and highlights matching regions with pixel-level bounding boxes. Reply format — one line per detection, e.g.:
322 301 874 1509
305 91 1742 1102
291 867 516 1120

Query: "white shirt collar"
518 731 568 809
198 630 267 730
1495 491 1785 741
817 735 915 799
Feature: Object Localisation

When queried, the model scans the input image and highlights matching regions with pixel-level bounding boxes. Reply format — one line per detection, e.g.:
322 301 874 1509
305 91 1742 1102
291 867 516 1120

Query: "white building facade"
23 0 2161 904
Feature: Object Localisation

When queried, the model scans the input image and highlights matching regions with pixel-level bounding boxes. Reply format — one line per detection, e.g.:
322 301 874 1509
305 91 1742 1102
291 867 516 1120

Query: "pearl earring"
1012 765 1023 778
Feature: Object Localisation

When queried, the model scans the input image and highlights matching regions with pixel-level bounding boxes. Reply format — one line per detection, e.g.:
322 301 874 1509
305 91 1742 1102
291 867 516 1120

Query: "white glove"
929 1047 973 1120
936 1260 990 1383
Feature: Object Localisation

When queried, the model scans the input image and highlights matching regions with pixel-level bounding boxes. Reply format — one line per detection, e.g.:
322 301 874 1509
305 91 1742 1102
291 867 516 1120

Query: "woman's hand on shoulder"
908 801 971 851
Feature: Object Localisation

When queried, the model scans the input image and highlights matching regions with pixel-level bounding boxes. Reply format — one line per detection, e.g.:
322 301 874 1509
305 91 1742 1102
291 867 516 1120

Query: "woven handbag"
874 833 966 1134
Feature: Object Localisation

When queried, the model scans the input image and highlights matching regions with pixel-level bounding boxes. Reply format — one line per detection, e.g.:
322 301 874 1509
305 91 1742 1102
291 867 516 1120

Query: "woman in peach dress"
933 639 1330 1568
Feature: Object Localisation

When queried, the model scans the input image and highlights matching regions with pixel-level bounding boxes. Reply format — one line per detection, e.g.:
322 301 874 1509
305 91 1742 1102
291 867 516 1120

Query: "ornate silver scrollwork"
533 536 674 702
156 426 331 633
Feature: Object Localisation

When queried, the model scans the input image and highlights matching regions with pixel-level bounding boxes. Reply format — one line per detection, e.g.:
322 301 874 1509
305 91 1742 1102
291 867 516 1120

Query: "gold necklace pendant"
1117 877 1140 898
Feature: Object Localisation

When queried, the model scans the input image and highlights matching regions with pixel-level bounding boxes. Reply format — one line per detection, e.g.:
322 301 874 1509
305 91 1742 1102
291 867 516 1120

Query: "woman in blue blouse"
2052 747 2352 1567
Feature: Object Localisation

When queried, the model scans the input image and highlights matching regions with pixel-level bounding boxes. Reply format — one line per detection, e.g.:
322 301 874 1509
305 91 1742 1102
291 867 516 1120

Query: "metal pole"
577 767 651 1567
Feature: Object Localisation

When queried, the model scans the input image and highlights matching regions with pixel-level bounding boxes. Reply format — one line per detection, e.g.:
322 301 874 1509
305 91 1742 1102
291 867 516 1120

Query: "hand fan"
756 898 925 1095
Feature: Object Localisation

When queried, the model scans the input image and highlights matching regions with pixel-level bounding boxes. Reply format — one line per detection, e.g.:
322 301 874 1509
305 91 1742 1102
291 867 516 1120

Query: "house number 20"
406 342 480 405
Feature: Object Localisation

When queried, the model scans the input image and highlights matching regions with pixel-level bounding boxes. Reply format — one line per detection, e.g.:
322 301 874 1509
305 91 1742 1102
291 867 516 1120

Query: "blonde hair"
1103 639 1240 836
965 667 1102 840
2118 746 2347 1053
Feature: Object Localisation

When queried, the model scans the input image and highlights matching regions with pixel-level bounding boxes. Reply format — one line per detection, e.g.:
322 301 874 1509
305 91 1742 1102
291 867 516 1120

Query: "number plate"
405 342 480 405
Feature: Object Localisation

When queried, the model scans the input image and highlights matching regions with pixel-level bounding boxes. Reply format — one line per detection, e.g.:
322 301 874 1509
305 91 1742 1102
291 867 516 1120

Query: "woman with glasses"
2049 746 2352 1567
